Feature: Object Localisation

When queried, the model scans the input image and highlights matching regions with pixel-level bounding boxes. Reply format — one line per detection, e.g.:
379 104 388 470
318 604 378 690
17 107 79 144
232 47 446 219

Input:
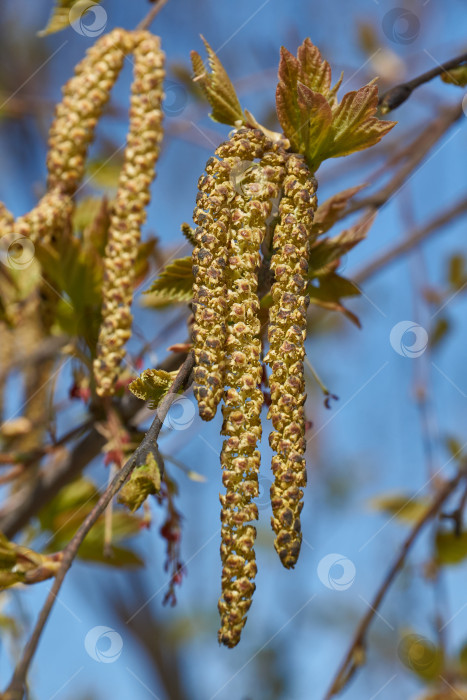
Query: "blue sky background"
0 0 467 698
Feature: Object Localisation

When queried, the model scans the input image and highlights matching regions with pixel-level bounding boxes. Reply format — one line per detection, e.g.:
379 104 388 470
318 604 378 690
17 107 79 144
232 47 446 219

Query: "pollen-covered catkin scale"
93 33 165 397
191 154 235 421
15 189 73 243
217 130 288 648
47 29 138 195
265 153 318 569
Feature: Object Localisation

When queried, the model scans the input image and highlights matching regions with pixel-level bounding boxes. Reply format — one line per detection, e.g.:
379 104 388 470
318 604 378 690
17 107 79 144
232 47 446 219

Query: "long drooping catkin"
218 130 287 648
191 155 235 421
93 32 165 397
47 28 137 195
15 189 73 244
265 154 317 569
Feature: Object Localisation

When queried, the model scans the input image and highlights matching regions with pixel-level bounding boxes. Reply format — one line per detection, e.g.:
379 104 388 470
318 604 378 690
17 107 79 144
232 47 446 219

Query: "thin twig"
354 196 467 284
345 102 464 216
2 351 195 700
0 352 188 539
323 470 465 700
379 51 467 113
136 0 171 31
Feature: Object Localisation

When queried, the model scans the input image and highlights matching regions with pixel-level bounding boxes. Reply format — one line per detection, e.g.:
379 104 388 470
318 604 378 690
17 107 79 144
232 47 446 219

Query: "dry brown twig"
2 351 194 700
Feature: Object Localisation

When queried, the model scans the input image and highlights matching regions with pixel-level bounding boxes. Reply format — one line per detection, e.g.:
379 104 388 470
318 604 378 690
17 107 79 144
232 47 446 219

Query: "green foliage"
145 256 193 306
435 530 467 565
440 65 467 87
276 39 396 171
398 632 444 682
309 212 375 274
369 492 431 523
119 452 161 512
0 533 61 588
308 273 361 327
129 368 178 409
38 0 104 36
191 37 245 126
311 185 367 236
38 479 143 568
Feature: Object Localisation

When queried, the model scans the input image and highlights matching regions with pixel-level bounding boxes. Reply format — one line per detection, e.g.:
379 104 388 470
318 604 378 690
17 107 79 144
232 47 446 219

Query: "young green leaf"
440 65 467 87
38 0 104 36
129 369 178 409
369 492 431 524
312 185 367 236
191 37 245 126
325 84 396 160
309 213 376 275
308 273 361 327
296 83 332 170
145 256 193 305
118 452 161 512
435 530 467 565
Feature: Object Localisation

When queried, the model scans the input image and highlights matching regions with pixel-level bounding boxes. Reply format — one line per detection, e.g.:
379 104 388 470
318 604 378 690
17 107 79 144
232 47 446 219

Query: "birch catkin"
93 32 165 397
265 154 317 569
217 130 287 648
47 29 137 195
191 154 234 421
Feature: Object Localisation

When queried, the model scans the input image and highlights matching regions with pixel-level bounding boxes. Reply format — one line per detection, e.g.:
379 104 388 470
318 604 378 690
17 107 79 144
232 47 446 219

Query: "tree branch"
345 102 464 216
136 0 171 31
379 51 467 113
0 351 189 539
354 195 467 284
2 351 194 700
323 469 466 700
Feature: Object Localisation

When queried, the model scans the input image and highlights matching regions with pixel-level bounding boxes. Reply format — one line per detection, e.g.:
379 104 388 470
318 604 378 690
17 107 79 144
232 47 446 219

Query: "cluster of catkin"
191 128 318 647
0 29 165 397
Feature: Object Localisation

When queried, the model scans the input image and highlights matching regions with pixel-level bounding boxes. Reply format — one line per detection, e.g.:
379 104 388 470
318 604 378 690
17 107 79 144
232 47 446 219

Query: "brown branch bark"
0 351 188 539
379 51 467 114
136 0 171 31
323 469 466 700
345 102 464 216
354 195 467 284
1 351 195 700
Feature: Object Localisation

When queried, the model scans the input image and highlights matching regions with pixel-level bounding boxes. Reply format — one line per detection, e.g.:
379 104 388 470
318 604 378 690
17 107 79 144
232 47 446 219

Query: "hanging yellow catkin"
265 153 318 569
14 189 73 244
47 28 137 195
191 153 235 421
218 129 287 648
93 32 165 397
